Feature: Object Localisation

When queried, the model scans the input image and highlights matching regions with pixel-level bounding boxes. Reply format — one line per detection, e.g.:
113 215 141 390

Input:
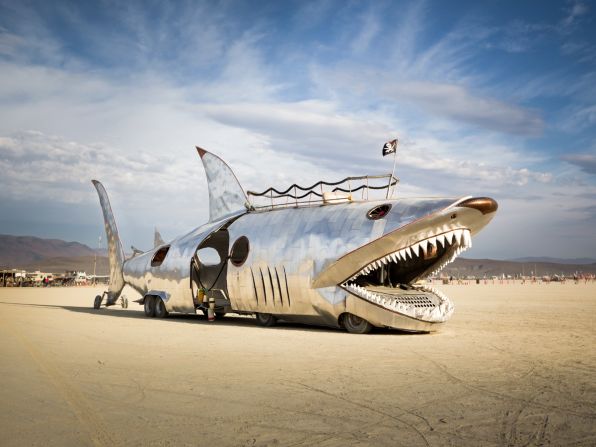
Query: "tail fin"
92 180 125 304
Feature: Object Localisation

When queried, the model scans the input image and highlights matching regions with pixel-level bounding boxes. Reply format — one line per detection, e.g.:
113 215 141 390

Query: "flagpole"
386 146 397 199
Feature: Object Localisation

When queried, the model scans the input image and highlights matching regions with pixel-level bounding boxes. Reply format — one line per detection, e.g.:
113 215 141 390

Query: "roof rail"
247 173 399 210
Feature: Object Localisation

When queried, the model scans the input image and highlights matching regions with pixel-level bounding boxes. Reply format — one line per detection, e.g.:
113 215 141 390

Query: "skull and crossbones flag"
382 138 398 157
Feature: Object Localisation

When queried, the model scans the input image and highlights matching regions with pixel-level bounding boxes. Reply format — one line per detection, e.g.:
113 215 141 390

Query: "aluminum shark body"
92 148 497 333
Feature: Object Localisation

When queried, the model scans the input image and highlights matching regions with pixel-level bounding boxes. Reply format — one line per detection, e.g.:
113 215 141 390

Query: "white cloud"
560 104 596 132
0 0 594 258
560 1 589 30
562 152 596 174
384 81 543 136
350 9 381 54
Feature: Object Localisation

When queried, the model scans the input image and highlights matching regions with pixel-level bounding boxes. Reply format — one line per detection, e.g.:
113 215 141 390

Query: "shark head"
194 147 498 329
312 196 498 323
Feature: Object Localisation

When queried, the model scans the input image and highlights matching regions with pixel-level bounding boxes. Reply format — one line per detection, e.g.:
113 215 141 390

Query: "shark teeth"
339 228 471 322
343 283 454 323
347 228 472 281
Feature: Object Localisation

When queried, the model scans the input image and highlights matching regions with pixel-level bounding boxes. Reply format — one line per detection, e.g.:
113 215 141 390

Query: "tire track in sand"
418 354 596 420
0 319 115 447
291 381 431 447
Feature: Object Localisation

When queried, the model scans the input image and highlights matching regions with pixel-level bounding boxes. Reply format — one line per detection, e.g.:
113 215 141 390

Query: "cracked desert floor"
1 283 595 446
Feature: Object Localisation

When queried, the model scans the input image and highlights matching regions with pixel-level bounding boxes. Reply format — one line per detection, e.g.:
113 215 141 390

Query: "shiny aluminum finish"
92 148 498 332
197 147 251 222
225 196 495 329
122 216 240 313
91 180 125 303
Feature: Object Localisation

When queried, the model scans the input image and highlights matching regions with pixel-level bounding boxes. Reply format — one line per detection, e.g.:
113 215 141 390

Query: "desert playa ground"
0 283 594 447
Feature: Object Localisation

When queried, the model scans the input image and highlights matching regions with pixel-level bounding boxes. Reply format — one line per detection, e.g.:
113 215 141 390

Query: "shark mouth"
340 228 473 323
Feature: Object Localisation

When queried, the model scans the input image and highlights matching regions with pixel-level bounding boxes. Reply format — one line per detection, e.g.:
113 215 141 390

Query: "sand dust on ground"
0 283 595 446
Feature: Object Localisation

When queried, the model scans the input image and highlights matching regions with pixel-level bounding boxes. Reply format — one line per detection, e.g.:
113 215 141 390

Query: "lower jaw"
341 283 454 323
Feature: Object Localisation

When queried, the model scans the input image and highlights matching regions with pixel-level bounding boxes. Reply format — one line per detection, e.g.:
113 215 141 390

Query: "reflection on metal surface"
91 147 498 333
197 147 251 221
91 180 125 304
457 197 498 215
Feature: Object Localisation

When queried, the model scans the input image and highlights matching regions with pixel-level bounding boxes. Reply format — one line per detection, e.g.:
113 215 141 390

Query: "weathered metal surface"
92 148 498 332
91 180 125 303
122 215 243 313
197 147 250 222
224 195 495 329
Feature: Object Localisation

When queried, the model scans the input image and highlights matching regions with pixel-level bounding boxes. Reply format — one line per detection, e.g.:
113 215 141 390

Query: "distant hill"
1 234 595 278
0 234 97 268
510 256 596 265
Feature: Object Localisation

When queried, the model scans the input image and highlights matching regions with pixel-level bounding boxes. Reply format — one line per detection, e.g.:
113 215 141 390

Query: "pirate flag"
382 138 398 157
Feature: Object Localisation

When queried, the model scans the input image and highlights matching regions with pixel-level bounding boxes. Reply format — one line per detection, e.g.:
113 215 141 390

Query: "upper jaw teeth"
345 228 472 282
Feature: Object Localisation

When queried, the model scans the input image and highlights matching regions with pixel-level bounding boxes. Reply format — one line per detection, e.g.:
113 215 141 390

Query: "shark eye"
367 204 392 220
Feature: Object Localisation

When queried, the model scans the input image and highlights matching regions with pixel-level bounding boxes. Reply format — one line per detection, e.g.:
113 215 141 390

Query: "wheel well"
142 294 162 304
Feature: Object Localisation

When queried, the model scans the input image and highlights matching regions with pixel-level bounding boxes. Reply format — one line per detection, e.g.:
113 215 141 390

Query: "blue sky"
0 0 595 259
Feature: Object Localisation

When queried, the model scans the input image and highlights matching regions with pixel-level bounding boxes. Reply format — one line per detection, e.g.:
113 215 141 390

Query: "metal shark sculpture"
92 147 497 333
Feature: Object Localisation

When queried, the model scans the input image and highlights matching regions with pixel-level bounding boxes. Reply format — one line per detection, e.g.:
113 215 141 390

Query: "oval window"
230 236 250 267
367 204 392 220
151 245 170 267
196 247 221 266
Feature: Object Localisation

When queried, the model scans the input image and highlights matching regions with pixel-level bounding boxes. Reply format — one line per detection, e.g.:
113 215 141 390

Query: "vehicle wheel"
215 311 227 318
341 313 372 334
255 313 277 327
154 298 169 318
144 296 156 317
93 295 102 309
121 297 128 309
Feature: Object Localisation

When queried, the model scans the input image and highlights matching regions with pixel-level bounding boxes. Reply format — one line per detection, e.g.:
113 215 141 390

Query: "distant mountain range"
0 234 97 267
1 235 594 277
0 235 115 275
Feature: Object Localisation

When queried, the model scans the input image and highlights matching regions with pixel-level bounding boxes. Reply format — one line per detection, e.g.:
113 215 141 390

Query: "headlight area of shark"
92 148 497 334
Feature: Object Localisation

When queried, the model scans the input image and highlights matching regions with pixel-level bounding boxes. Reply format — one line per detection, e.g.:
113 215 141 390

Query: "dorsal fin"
154 227 165 248
131 245 144 256
196 147 251 221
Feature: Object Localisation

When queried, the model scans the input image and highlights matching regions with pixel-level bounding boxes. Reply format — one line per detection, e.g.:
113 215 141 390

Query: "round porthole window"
367 204 392 220
230 236 250 267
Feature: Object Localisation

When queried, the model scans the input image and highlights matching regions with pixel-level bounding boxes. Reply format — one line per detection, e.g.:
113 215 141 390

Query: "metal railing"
247 173 399 210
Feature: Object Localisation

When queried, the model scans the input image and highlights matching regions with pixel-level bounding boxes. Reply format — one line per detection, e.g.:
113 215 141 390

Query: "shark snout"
457 197 498 215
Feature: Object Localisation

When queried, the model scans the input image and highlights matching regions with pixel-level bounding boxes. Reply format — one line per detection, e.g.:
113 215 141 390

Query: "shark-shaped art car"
92 147 497 333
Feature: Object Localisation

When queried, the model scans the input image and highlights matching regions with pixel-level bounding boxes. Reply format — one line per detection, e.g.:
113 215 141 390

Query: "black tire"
154 298 169 318
93 295 102 309
255 313 277 327
144 296 156 317
341 313 372 334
